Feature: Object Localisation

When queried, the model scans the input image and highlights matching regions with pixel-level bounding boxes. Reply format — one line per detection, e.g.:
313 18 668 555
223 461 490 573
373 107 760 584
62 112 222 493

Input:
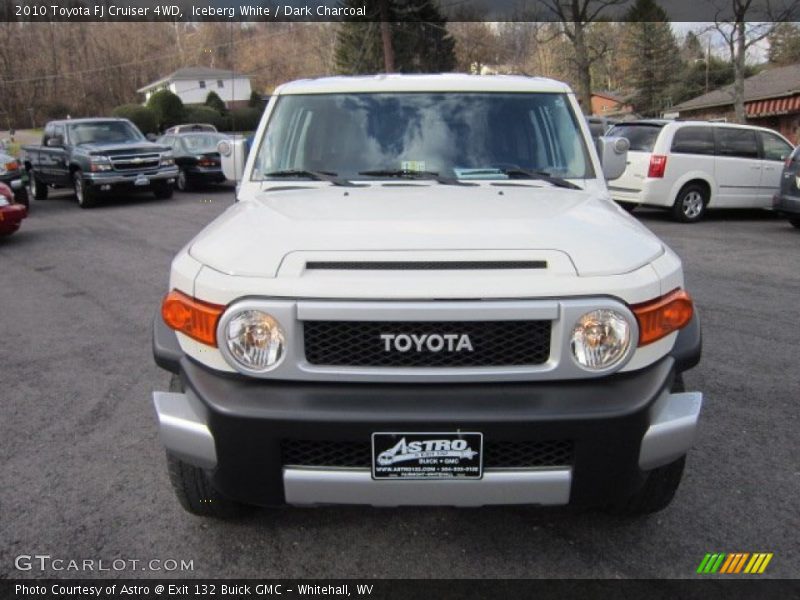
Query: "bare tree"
542 0 627 113
710 0 800 122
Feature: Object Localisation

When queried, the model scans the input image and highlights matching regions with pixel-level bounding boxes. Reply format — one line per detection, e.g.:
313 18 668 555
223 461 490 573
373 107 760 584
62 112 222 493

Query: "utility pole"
379 0 395 73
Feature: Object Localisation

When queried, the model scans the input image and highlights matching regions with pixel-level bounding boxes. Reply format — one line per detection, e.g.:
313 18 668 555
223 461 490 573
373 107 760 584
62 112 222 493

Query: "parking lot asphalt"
1 186 798 579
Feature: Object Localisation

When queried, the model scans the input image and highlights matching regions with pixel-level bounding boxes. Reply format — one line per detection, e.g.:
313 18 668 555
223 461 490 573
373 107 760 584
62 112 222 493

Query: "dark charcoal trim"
305 261 547 270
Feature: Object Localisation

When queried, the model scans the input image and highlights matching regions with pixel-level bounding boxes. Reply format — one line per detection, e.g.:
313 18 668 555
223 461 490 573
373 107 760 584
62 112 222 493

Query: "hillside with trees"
0 14 790 129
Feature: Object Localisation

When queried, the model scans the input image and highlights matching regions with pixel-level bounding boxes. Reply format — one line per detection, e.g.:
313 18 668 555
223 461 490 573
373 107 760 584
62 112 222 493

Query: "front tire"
672 184 708 223
29 170 48 200
609 456 686 516
164 374 248 518
166 453 247 518
73 170 97 209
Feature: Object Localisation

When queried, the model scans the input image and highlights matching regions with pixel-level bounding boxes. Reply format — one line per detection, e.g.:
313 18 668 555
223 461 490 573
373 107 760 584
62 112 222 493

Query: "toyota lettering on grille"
380 333 474 353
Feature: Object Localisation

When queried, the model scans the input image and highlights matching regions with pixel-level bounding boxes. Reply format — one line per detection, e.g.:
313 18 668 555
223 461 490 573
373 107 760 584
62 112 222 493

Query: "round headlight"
570 309 631 371
224 310 285 372
217 140 232 157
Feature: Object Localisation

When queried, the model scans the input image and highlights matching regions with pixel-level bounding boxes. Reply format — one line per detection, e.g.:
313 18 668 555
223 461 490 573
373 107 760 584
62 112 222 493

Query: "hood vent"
305 261 547 271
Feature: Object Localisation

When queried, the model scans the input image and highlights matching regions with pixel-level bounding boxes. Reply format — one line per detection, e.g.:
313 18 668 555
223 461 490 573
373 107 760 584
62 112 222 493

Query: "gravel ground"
1 185 798 579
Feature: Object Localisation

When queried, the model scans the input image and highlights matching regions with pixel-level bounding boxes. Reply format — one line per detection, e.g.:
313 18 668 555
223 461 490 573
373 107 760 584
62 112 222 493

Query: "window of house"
217 80 224 88
199 80 206 89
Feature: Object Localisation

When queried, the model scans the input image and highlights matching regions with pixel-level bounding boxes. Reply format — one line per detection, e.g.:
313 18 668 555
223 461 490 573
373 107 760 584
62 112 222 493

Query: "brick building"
671 63 800 145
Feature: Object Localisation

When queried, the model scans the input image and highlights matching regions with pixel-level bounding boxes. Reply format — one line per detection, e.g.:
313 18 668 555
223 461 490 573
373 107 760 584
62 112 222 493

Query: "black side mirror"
46 136 63 147
146 133 157 142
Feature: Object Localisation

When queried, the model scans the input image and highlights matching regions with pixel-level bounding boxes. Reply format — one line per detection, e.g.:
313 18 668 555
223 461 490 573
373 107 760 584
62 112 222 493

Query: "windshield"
180 133 226 153
68 121 144 145
252 92 593 181
607 124 663 152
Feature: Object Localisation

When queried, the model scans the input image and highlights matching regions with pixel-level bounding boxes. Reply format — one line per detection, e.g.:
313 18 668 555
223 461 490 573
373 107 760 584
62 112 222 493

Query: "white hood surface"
189 184 663 278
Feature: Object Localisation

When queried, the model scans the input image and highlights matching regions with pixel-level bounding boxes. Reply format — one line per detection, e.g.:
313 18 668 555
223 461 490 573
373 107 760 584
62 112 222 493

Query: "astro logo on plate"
376 437 478 466
696 552 773 574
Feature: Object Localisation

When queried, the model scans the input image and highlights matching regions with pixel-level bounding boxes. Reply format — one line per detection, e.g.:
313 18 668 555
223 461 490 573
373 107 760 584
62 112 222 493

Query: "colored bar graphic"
700 552 773 574
719 554 736 574
734 553 749 573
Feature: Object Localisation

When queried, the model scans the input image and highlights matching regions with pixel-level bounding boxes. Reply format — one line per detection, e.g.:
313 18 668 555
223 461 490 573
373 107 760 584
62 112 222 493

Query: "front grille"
110 154 161 171
282 439 573 468
303 320 551 367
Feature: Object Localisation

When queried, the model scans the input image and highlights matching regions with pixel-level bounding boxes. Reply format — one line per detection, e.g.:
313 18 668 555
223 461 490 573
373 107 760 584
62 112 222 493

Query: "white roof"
275 74 572 95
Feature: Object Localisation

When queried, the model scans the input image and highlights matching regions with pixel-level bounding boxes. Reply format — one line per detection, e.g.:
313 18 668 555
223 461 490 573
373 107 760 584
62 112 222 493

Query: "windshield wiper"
358 169 477 186
498 167 582 190
263 169 359 187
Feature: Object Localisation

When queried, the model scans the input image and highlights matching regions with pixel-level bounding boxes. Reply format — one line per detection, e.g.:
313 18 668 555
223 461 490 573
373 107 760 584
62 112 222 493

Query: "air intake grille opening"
305 261 547 270
282 439 574 468
303 320 551 367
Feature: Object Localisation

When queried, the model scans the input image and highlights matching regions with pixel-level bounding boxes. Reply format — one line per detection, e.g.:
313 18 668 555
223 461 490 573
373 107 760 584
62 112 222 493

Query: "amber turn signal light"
161 290 224 347
632 289 693 346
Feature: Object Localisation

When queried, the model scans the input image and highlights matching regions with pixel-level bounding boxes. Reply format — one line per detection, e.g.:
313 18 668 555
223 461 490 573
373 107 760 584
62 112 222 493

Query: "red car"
0 181 27 236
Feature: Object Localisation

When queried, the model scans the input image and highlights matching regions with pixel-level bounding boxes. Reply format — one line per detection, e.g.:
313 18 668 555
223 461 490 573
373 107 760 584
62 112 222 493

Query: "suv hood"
189 184 664 278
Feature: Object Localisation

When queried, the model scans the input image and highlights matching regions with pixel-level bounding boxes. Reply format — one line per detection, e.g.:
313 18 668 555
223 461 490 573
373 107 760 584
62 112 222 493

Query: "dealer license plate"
134 176 150 186
371 432 483 480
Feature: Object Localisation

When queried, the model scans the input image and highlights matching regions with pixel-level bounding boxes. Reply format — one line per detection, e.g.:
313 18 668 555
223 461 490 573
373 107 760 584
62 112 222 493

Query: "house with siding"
671 63 800 144
137 67 252 109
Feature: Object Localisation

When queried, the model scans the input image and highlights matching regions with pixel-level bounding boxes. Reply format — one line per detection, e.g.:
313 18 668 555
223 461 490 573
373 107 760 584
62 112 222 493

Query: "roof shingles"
674 63 800 112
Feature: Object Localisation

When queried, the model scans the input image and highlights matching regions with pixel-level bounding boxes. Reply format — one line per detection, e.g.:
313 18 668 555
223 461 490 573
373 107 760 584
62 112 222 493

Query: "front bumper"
152 314 702 508
186 166 225 181
0 203 27 235
0 175 25 190
84 168 179 187
773 192 800 216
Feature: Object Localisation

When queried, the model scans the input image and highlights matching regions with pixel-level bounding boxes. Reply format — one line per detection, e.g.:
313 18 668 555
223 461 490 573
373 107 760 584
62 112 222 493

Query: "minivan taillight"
648 155 667 178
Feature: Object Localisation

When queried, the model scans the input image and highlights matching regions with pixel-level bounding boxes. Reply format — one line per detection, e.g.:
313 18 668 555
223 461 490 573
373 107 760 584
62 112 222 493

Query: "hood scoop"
305 260 547 271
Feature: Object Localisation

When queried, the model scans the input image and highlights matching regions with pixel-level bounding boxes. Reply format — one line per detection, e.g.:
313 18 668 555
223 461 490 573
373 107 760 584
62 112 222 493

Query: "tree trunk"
379 1 395 73
573 23 593 115
732 20 747 123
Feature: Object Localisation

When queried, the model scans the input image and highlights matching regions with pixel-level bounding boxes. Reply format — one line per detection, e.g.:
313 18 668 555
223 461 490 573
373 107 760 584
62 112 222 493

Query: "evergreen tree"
248 90 264 109
204 91 227 114
681 31 704 63
767 22 800 66
620 0 681 117
335 0 456 74
146 89 185 131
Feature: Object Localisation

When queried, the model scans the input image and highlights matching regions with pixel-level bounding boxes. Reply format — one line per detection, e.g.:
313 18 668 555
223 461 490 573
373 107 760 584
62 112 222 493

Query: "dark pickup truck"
23 118 179 208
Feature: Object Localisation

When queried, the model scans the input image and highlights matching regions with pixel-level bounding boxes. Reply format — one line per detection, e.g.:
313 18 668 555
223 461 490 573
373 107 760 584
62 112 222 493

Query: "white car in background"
607 120 794 222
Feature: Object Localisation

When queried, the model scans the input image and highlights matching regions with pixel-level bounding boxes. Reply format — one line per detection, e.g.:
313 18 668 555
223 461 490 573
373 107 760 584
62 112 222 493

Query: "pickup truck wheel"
672 184 707 223
176 169 190 192
789 218 800 229
29 171 48 200
73 171 97 209
153 182 174 199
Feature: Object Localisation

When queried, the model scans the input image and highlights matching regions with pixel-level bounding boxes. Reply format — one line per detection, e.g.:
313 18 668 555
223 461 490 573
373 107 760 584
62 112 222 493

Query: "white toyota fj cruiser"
153 74 702 517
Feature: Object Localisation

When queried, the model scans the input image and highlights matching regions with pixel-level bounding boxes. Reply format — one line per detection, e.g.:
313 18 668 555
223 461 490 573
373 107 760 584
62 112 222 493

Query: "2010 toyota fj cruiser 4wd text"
152 75 702 517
